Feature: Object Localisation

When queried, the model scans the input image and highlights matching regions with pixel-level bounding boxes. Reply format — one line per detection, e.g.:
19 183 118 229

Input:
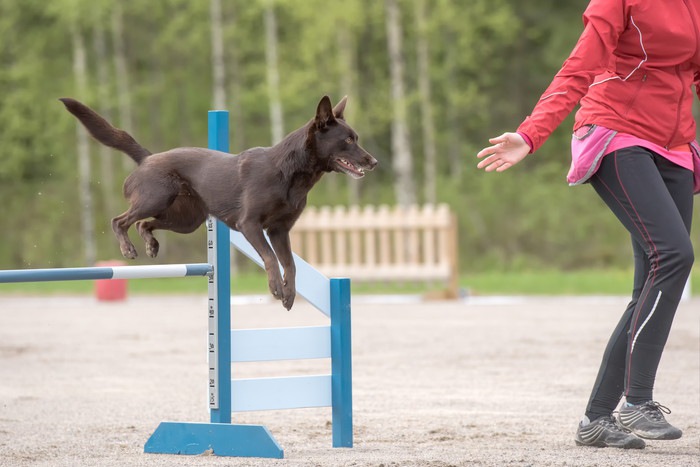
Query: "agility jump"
0 109 352 459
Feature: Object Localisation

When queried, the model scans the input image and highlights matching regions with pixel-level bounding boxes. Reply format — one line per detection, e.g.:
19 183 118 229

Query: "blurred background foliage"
0 0 697 276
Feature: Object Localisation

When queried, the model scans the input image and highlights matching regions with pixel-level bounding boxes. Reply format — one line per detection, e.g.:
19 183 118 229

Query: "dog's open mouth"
333 157 367 179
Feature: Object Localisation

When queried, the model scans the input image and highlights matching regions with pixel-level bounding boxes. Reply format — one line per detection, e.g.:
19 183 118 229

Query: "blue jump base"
144 422 283 458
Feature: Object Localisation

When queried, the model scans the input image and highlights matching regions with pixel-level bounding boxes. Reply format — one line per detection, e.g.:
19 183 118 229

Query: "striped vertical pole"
208 110 232 423
330 278 352 447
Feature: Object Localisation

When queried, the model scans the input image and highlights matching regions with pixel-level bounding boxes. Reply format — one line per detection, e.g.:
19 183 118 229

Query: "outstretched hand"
476 132 530 172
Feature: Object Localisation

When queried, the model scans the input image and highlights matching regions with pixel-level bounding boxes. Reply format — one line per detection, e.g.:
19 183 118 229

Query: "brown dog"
60 96 377 309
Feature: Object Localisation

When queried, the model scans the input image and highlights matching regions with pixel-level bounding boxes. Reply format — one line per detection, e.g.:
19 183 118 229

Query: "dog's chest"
285 172 319 208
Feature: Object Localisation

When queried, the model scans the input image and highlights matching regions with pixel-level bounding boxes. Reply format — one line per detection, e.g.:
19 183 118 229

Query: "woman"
476 0 700 449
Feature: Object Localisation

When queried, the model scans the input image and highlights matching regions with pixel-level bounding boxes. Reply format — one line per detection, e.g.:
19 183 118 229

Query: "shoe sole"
627 429 683 440
574 438 646 449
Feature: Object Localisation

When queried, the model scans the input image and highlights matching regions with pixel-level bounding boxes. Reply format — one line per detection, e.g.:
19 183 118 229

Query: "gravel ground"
0 294 698 467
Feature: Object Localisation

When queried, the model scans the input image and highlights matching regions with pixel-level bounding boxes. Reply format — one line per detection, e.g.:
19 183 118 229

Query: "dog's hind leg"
135 220 161 258
114 168 183 259
135 194 209 258
111 211 141 259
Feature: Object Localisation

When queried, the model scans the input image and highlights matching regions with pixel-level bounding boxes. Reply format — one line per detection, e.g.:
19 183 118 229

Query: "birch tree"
264 0 284 144
210 0 227 110
92 17 117 216
111 2 134 172
70 23 96 265
385 0 416 206
415 0 437 204
226 2 247 152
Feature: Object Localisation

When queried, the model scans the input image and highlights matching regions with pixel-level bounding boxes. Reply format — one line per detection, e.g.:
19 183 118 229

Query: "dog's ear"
333 96 348 120
314 95 336 131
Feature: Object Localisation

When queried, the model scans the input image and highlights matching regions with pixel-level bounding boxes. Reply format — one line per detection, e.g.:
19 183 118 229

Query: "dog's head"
311 96 378 179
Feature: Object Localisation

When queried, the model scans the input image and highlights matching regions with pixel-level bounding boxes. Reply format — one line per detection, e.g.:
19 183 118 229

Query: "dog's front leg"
237 224 285 305
267 227 296 310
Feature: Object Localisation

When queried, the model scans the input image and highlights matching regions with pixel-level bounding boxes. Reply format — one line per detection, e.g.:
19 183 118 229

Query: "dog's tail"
59 98 152 164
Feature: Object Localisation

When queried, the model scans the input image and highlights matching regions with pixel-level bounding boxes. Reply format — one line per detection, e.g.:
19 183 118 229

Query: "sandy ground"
0 294 698 467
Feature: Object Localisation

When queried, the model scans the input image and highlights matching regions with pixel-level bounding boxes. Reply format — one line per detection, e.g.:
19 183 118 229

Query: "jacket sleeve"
516 0 627 152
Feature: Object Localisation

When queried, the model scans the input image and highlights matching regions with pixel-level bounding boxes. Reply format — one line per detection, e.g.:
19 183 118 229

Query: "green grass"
464 269 700 296
462 269 635 296
1 269 698 297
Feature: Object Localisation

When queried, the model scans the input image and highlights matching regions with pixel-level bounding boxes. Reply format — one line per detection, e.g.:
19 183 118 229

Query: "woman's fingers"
475 132 528 172
476 154 495 169
477 134 510 158
476 144 501 159
477 155 512 172
495 161 512 172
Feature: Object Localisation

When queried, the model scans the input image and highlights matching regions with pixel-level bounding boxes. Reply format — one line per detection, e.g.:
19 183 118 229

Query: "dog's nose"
366 155 378 170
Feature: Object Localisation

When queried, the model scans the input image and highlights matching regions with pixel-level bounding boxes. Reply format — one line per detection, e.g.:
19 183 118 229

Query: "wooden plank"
231 375 332 412
231 326 330 362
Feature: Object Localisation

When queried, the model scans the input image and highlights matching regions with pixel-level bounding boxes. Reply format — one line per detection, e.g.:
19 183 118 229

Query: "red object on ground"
95 260 127 301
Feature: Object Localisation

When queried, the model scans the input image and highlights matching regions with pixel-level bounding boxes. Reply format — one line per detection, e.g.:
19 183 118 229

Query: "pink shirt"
605 133 693 172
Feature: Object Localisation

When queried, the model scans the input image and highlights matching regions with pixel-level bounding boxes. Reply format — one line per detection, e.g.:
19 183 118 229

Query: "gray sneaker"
575 415 645 449
617 401 682 440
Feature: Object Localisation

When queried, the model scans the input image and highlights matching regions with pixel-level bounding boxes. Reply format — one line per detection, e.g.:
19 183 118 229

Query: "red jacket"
518 0 700 152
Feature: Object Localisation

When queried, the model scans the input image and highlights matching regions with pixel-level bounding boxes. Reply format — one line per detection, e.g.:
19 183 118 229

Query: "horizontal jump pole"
0 264 213 283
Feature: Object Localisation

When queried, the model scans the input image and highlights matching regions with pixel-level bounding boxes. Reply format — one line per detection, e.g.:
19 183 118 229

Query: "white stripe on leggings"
630 290 662 354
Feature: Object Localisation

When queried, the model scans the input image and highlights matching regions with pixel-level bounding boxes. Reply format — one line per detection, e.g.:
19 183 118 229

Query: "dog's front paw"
282 291 296 310
267 276 284 302
281 280 295 310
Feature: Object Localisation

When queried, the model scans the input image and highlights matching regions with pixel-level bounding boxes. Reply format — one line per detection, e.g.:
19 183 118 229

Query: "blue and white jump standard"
142 110 353 458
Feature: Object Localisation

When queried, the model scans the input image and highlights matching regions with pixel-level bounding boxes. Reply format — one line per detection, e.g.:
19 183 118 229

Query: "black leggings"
585 146 694 421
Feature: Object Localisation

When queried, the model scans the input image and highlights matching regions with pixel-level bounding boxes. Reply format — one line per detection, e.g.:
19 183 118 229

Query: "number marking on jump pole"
206 216 219 409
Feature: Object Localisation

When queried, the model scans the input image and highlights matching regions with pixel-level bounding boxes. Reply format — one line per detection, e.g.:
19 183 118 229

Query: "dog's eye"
345 137 354 144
